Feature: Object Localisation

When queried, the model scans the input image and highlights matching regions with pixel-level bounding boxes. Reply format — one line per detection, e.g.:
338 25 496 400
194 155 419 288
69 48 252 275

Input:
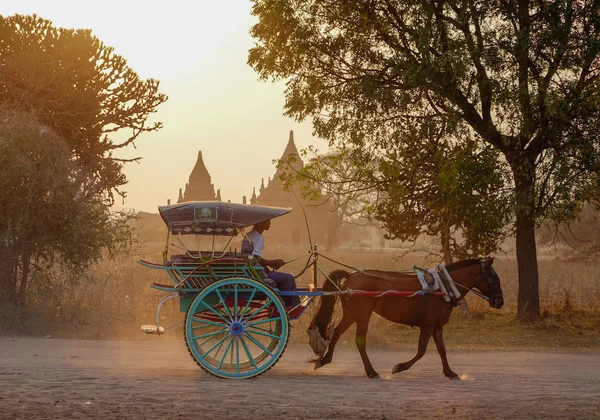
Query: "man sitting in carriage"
241 219 300 308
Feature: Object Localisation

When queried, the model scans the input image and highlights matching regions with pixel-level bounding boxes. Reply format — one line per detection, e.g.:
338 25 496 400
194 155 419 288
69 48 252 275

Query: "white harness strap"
437 264 462 301
416 265 461 303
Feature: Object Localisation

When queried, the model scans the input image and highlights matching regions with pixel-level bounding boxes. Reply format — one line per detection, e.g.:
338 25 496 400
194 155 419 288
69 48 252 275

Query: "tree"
0 14 167 205
0 15 167 314
279 119 511 263
249 0 600 320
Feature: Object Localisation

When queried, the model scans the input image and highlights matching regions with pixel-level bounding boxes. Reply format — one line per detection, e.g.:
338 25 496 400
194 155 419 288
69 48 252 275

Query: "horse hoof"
391 364 406 375
448 375 461 380
367 372 380 379
313 360 323 370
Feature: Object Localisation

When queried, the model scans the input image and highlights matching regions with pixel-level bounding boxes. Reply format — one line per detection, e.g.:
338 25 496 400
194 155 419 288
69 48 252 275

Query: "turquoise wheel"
184 277 289 379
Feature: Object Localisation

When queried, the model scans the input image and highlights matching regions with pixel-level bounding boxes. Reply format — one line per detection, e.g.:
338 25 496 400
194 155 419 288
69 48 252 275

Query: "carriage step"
141 325 165 334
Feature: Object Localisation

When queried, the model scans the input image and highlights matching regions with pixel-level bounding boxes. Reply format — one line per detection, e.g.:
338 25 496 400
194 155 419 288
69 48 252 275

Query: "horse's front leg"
432 324 459 380
392 324 434 375
317 309 354 368
355 314 378 378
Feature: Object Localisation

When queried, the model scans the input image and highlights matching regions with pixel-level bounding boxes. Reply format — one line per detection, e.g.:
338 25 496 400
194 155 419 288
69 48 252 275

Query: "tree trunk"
0 245 17 303
18 249 32 308
513 159 541 321
440 222 453 265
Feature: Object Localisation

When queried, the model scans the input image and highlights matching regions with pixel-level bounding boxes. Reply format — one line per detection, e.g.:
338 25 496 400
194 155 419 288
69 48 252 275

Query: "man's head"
253 219 271 232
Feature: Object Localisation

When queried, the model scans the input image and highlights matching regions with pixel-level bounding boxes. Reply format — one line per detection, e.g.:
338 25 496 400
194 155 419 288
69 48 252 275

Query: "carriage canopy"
158 201 292 235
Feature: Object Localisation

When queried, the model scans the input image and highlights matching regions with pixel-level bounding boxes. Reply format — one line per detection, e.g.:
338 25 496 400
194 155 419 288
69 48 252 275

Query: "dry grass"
16 235 600 350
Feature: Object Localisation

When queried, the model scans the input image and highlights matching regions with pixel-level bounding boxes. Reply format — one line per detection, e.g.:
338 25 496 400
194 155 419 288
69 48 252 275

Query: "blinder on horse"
480 258 504 309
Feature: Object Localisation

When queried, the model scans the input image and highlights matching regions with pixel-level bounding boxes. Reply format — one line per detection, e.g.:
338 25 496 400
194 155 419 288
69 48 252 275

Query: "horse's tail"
309 270 349 339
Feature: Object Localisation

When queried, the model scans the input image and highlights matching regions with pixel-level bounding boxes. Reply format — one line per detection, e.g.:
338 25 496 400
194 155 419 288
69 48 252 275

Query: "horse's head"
473 257 504 309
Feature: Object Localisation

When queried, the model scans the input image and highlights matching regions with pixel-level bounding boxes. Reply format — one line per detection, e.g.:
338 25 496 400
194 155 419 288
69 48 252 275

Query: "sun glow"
1 0 320 211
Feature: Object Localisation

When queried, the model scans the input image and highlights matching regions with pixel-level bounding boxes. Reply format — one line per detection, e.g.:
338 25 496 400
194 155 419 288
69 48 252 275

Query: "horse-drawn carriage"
139 201 504 380
138 201 327 379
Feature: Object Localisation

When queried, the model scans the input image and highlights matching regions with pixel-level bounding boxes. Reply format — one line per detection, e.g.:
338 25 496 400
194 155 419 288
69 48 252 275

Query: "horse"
309 257 504 379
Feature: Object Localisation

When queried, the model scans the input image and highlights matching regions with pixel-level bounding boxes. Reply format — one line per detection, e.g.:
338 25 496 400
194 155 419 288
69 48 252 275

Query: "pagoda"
251 131 342 249
177 151 220 203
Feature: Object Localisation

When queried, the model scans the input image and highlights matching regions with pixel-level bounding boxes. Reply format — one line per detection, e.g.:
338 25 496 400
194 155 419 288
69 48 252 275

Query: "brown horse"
310 258 504 379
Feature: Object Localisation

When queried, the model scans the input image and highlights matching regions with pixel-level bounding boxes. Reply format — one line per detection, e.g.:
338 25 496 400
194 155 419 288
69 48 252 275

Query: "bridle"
454 260 502 304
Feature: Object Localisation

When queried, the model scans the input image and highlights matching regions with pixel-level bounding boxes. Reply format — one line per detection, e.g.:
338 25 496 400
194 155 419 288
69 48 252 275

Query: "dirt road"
0 337 598 419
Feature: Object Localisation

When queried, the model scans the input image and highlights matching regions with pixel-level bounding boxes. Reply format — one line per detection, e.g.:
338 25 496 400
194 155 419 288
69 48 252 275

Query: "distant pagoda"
250 130 342 249
177 151 220 203
251 130 302 206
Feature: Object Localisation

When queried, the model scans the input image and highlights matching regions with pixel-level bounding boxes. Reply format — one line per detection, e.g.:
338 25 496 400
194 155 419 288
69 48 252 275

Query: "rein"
455 282 490 302
318 252 414 280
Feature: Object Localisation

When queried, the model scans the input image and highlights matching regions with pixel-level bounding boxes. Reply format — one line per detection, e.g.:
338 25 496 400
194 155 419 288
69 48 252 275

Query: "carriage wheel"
184 277 289 379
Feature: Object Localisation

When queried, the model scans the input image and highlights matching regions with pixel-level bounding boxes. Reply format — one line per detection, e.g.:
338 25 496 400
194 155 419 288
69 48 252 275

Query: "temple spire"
260 178 265 194
180 150 218 202
281 130 300 160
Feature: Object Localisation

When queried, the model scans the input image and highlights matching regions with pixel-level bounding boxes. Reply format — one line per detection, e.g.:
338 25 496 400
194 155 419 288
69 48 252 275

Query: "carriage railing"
138 256 266 291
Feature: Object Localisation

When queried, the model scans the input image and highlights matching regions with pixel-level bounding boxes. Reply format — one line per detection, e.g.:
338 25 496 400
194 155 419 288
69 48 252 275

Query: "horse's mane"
445 258 480 270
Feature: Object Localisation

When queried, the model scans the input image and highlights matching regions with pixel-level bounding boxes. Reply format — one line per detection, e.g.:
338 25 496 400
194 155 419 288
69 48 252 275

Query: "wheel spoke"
202 300 231 324
235 336 240 374
245 328 282 340
192 318 227 328
214 332 228 358
215 288 234 321
240 336 258 369
218 336 235 370
233 284 239 321
246 325 276 333
242 299 273 323
243 332 274 356
239 287 258 319
193 328 228 341
197 329 227 348
191 324 216 330
201 333 231 358
245 317 282 328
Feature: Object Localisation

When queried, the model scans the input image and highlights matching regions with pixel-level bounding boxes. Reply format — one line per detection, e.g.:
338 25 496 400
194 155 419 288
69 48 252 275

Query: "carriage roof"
158 201 292 235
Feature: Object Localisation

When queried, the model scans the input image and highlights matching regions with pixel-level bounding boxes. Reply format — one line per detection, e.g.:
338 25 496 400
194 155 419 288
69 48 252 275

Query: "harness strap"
409 295 429 327
436 264 461 307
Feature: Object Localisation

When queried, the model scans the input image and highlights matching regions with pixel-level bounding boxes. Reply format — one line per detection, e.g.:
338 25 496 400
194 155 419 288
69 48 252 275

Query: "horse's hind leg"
432 325 459 380
354 313 378 378
319 308 354 368
391 325 434 375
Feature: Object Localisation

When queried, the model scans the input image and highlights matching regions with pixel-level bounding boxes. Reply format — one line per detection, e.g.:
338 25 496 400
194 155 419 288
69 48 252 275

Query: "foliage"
376 129 511 263
0 14 166 319
0 110 135 311
249 0 600 319
0 14 167 205
280 121 511 262
538 202 600 259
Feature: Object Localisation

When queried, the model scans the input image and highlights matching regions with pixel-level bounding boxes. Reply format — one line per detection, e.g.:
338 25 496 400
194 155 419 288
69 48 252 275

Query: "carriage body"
138 201 304 379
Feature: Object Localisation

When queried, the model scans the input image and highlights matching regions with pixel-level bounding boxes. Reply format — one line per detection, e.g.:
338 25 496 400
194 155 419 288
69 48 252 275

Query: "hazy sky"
1 1 321 212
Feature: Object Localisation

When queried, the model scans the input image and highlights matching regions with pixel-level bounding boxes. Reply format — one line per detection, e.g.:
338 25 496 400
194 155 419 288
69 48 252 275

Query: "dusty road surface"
0 337 599 419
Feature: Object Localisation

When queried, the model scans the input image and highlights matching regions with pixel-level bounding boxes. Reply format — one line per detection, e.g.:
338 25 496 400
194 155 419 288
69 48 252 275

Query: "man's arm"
256 256 285 270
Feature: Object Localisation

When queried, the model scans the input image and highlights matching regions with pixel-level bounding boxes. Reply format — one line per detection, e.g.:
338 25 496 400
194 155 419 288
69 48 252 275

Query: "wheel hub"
229 321 245 336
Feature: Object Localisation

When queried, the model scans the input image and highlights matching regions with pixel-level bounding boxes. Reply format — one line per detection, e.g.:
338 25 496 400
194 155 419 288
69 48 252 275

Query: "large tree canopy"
279 120 511 264
0 14 167 204
0 15 167 316
249 0 600 319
